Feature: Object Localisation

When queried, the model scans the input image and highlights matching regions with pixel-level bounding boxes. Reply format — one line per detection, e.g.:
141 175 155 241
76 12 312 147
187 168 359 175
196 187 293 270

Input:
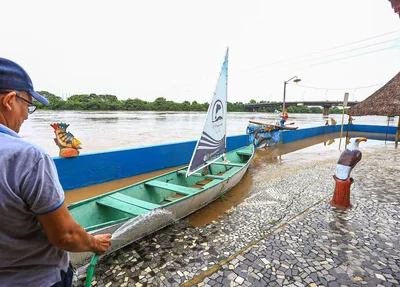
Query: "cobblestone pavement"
74 144 400 287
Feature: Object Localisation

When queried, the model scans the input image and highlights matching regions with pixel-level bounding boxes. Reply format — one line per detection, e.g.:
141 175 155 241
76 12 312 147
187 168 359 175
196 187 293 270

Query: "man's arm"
37 202 111 254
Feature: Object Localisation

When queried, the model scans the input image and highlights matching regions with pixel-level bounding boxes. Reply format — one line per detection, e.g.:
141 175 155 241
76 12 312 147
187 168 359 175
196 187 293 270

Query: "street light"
282 76 301 115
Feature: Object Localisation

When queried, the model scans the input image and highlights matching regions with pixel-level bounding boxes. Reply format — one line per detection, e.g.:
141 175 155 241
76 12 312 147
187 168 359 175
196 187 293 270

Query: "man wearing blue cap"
0 58 112 287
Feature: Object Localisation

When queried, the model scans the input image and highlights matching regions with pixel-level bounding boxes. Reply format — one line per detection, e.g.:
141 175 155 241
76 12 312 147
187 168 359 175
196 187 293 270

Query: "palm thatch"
347 71 400 116
388 0 400 16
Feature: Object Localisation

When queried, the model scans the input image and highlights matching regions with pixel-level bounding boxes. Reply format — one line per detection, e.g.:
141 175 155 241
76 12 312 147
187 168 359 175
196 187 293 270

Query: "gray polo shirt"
0 123 69 287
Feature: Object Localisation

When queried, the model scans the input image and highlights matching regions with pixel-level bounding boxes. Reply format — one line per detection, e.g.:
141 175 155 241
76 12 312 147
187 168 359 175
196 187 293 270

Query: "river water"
19 110 398 157
34 110 395 226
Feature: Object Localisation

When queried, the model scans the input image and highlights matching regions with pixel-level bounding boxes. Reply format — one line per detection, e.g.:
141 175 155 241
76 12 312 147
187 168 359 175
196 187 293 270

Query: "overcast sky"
2 0 400 104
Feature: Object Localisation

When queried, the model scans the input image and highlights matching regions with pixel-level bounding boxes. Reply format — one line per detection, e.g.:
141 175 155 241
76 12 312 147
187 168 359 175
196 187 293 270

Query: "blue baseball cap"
0 57 49 105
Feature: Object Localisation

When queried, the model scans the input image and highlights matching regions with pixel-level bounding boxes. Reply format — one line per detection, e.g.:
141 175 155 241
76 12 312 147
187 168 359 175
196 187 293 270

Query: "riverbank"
73 142 399 286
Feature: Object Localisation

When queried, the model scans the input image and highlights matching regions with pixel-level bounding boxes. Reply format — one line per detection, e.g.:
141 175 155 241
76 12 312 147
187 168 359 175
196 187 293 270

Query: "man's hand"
37 203 112 253
93 234 112 254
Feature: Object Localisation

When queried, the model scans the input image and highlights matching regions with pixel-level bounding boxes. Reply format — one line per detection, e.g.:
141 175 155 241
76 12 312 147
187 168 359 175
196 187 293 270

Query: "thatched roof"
347 71 400 116
389 0 400 16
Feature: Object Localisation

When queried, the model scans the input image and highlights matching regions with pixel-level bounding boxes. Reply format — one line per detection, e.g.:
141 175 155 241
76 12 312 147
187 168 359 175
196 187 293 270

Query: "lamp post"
282 76 301 115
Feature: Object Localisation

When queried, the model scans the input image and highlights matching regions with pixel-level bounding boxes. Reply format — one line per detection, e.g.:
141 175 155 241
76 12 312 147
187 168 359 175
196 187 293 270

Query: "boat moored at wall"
68 49 257 268
68 144 254 266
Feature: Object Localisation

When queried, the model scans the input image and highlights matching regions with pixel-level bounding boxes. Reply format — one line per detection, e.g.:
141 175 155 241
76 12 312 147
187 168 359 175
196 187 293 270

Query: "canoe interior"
68 145 254 232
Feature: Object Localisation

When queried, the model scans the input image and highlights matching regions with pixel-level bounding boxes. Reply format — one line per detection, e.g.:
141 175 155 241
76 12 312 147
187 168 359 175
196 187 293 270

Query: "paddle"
249 120 268 125
249 120 295 126
248 120 279 127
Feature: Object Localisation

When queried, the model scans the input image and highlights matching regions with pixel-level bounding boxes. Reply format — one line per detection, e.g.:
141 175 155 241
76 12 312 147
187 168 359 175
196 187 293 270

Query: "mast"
224 47 228 156
186 49 229 177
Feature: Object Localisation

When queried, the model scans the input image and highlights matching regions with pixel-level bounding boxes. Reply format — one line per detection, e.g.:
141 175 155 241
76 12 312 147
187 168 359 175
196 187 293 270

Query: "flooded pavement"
185 147 400 287
71 135 399 287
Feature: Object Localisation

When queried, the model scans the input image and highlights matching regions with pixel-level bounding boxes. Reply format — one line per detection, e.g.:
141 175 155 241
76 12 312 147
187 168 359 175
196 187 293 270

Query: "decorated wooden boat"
246 120 298 148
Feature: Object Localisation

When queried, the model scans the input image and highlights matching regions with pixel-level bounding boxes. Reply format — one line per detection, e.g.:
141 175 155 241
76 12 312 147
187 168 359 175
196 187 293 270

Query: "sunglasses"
0 90 37 114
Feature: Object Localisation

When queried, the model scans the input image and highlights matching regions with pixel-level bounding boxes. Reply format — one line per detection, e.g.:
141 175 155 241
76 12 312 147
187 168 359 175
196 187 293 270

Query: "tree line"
35 91 346 114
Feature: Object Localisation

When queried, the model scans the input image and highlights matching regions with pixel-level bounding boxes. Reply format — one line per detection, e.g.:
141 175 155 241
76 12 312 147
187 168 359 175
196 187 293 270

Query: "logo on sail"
212 100 224 123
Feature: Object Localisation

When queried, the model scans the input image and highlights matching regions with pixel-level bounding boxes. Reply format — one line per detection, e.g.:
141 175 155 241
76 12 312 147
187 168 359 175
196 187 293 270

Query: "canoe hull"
70 145 254 267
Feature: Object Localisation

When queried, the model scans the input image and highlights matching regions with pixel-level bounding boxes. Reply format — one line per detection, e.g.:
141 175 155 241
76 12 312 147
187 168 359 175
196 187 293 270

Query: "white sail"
186 49 228 177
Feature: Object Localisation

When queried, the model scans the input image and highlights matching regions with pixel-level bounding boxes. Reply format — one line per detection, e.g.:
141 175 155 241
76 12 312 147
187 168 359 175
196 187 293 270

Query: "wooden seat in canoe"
236 150 253 157
108 193 160 210
164 193 185 202
96 197 150 216
211 161 245 167
145 180 198 195
176 170 225 180
195 179 213 186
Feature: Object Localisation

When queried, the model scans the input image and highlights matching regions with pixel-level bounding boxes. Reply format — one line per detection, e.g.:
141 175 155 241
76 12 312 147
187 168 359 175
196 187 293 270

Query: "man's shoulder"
1 135 49 161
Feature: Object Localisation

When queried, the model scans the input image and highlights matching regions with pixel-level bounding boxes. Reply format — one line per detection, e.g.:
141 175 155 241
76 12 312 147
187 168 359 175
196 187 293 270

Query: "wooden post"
338 108 345 150
338 93 349 150
396 116 400 147
345 116 351 149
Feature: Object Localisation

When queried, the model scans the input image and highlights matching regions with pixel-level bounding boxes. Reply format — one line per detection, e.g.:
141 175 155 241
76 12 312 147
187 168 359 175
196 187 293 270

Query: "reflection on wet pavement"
189 147 400 286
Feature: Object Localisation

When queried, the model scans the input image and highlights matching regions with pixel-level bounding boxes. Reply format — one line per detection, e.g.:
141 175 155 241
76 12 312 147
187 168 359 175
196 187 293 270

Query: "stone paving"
73 145 400 287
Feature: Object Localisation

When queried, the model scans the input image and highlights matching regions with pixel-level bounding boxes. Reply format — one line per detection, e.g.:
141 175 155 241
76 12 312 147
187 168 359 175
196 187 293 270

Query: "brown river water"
40 111 395 226
20 110 398 156
18 111 398 226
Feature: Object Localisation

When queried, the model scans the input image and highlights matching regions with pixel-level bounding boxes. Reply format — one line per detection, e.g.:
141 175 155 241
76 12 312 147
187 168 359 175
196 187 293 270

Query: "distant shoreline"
36 91 347 114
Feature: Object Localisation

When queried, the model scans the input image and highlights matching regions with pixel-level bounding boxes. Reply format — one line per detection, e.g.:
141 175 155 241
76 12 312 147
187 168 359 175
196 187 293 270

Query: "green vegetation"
35 91 348 114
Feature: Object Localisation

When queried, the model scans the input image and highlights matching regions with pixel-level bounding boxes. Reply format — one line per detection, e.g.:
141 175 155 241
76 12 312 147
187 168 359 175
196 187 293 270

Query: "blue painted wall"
56 134 248 191
56 124 396 191
349 124 397 134
282 125 342 143
281 124 397 143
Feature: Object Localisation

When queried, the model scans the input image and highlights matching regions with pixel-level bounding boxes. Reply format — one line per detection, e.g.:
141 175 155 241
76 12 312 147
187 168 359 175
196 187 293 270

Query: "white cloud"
2 0 399 104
